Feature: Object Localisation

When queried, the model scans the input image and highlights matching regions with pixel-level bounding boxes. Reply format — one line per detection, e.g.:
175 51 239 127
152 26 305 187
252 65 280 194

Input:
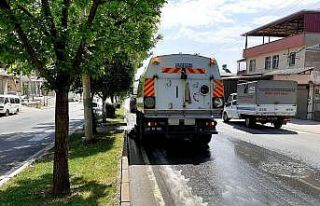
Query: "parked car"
129 96 137 113
92 101 103 114
0 94 21 116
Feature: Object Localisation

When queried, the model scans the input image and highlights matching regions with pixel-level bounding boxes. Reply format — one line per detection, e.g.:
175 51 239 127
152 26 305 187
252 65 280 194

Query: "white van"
0 95 21 116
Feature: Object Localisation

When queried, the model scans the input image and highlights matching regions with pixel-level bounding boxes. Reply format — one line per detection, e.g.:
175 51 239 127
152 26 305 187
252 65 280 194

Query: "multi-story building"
237 10 320 121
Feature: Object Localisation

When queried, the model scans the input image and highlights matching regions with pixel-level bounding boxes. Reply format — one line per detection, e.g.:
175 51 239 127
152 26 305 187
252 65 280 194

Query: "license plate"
168 118 179 125
184 118 195 125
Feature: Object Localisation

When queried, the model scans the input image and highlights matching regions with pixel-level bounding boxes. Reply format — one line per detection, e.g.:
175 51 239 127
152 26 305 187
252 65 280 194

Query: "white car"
0 94 21 116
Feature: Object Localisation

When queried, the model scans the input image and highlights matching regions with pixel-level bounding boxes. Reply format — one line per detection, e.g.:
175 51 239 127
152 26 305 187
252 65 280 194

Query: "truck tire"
196 135 212 146
137 114 145 143
223 112 230 122
245 117 255 128
274 121 283 129
5 110 9 116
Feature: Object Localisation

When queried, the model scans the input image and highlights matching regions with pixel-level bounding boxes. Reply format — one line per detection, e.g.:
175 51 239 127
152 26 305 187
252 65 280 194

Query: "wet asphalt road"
0 103 83 180
126 112 320 205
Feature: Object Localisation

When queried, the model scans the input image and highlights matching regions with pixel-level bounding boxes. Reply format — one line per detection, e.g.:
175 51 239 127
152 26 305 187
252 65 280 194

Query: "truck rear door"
155 78 211 110
156 78 184 110
185 79 211 109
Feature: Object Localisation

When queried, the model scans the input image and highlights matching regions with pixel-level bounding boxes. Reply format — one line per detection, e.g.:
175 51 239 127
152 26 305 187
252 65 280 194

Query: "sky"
138 0 320 76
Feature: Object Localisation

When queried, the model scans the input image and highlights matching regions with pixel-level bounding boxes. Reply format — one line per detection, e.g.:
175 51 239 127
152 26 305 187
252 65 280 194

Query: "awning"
237 58 246 63
222 74 265 80
242 10 320 37
264 67 314 76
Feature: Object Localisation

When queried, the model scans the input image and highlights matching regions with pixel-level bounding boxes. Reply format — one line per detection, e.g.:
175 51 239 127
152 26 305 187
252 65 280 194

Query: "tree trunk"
102 95 107 123
53 89 70 197
82 74 93 142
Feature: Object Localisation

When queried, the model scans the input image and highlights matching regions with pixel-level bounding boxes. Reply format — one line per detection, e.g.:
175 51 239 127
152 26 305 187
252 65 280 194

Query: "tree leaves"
0 0 166 89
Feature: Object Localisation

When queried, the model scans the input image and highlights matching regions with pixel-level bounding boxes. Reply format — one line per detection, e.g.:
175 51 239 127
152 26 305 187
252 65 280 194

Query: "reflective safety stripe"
144 79 155 96
161 67 206 74
213 80 224 97
161 67 181 73
187 68 206 74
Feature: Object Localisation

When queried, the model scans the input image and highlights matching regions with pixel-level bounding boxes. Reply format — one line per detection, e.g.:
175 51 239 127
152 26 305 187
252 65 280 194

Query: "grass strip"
0 108 125 206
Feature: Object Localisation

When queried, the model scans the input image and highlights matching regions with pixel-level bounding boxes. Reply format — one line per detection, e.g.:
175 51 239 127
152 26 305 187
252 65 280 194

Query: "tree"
92 52 136 121
0 0 165 197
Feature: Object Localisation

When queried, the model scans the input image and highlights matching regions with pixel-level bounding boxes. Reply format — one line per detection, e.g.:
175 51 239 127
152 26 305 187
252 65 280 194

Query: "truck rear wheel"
223 112 230 123
196 135 212 146
274 121 283 129
245 117 255 128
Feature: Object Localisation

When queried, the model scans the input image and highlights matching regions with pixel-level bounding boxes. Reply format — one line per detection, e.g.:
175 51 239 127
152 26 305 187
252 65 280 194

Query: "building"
1 66 55 107
0 68 21 95
20 75 55 107
236 10 320 121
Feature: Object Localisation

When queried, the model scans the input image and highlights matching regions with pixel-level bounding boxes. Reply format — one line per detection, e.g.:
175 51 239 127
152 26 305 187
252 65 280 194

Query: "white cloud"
159 0 320 46
165 25 251 44
221 0 319 15
252 16 281 26
152 0 320 74
161 0 233 29
161 0 320 30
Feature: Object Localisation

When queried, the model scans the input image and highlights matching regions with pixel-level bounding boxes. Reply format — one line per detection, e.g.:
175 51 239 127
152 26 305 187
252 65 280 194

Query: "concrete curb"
0 124 83 187
120 131 131 206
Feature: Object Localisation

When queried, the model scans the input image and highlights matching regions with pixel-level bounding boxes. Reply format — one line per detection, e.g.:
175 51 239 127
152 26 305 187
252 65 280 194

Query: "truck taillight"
147 121 158 127
144 96 155 109
213 97 224 108
206 121 217 127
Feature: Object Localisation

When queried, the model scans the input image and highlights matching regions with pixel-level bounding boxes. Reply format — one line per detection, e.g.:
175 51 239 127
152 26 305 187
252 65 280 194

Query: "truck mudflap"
140 117 218 137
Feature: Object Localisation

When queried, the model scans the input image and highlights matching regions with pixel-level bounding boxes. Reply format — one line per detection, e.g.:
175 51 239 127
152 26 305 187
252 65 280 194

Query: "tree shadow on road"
39 126 122 163
32 119 83 131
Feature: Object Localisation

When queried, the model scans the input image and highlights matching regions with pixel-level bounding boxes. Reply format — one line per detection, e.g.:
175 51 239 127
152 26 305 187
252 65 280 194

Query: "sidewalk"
284 118 320 134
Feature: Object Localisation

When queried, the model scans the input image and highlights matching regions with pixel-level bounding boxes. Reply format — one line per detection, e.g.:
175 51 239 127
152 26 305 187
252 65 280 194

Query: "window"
272 55 279 69
15 98 20 104
227 95 232 103
233 95 237 100
244 85 248 93
249 59 256 72
10 98 15 104
289 52 296 66
5 98 9 104
265 56 271 70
